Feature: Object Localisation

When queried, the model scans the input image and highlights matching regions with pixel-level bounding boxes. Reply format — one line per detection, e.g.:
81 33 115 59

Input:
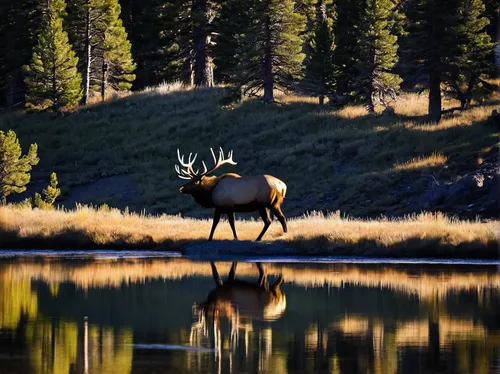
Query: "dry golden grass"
0 205 498 257
393 152 448 171
335 104 370 119
85 88 131 105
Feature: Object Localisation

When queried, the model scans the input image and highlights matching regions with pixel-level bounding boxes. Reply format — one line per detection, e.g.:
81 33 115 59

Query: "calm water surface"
0 254 498 374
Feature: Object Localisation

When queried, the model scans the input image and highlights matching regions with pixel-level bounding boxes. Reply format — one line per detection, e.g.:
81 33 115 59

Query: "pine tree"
295 0 335 72
166 0 218 87
483 0 499 67
355 0 402 112
213 0 251 83
66 0 135 103
446 0 494 109
404 0 460 122
118 0 177 89
332 0 364 99
235 0 306 103
0 130 39 203
0 0 46 108
304 1 335 105
23 0 82 110
191 0 219 87
101 0 136 92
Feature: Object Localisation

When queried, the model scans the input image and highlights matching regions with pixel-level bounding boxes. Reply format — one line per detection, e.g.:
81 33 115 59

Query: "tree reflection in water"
0 257 498 374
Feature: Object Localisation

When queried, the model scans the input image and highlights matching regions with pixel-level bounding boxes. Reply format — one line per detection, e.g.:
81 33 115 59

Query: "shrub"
34 173 61 210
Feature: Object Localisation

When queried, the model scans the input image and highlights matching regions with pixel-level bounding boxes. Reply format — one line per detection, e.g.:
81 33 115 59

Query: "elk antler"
175 147 237 180
204 147 237 176
175 149 206 180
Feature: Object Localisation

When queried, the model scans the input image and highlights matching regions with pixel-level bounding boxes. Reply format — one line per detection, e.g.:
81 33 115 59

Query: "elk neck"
190 175 220 208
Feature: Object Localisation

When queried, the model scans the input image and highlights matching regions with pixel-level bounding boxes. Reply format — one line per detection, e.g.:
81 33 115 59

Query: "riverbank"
0 205 498 258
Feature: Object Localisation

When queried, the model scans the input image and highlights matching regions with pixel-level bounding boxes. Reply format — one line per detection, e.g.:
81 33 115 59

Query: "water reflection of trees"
0 276 37 329
24 318 132 374
0 258 498 374
0 271 133 374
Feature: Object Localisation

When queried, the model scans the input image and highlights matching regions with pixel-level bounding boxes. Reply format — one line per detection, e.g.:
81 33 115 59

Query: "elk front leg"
256 262 269 290
211 261 223 286
256 208 271 241
208 210 221 241
227 212 238 240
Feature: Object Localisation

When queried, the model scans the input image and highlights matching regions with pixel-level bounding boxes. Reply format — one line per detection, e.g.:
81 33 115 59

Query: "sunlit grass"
335 104 369 119
393 152 448 171
0 204 498 257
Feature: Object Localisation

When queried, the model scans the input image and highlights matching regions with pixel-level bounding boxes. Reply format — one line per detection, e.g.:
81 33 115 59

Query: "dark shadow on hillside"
285 114 498 219
1 86 497 219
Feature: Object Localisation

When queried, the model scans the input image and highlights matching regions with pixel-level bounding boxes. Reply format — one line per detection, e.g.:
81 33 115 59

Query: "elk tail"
277 181 287 199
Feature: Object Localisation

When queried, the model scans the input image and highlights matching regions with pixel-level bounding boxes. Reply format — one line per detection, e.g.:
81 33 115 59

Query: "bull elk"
175 147 288 241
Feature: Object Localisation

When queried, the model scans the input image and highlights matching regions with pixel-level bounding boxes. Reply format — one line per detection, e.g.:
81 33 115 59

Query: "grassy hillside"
0 83 498 218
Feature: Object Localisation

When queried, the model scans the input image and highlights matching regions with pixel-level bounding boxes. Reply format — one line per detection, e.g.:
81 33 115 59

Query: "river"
0 252 498 374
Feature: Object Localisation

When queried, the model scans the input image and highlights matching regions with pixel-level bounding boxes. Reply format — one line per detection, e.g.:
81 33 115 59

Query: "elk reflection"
190 261 286 373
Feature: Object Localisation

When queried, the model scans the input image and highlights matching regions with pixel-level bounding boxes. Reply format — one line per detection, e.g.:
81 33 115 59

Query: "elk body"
197 261 286 322
176 148 287 241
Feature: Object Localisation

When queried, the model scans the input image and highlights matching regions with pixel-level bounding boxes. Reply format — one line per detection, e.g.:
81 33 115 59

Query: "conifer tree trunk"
6 73 15 108
180 35 194 86
182 58 194 86
367 48 376 113
101 60 107 101
83 5 91 105
496 10 500 71
192 0 214 87
263 11 274 103
428 0 442 123
428 69 442 122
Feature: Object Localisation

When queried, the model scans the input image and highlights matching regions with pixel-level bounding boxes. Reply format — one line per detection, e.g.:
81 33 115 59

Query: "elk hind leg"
228 261 238 282
256 208 271 241
271 205 287 233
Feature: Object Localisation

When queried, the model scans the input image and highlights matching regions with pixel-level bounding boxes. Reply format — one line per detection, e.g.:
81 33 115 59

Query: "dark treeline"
0 0 498 121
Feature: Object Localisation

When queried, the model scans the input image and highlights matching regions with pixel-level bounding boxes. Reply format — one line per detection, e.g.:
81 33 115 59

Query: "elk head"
175 147 237 197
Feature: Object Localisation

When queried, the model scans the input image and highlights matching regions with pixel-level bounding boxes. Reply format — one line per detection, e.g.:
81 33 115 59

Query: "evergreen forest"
0 0 498 121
